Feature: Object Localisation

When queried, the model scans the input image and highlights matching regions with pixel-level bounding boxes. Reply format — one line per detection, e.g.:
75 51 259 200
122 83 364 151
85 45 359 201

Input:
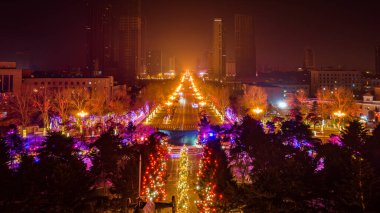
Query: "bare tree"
70 88 90 113
317 87 360 130
32 87 52 128
89 90 108 116
9 87 35 128
205 84 231 112
141 83 165 106
53 89 72 123
316 89 332 120
109 89 130 115
294 89 310 119
242 86 268 113
218 86 231 112
331 87 359 117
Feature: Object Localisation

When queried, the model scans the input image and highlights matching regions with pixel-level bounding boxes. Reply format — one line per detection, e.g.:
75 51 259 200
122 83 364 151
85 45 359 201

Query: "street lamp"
333 110 346 117
277 101 287 109
77 110 88 134
333 110 346 130
77 110 88 118
252 107 263 115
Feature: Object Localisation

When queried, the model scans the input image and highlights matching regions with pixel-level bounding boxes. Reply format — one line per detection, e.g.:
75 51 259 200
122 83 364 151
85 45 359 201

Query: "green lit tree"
177 146 190 213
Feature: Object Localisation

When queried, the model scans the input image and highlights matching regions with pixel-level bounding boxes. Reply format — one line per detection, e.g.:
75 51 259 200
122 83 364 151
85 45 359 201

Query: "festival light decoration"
195 145 219 212
177 146 190 213
142 139 169 201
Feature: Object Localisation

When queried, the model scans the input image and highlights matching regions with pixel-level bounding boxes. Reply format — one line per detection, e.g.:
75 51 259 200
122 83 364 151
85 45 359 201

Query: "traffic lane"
170 94 200 128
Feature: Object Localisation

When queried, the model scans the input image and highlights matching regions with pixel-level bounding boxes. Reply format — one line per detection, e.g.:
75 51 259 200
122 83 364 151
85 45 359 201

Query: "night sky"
0 0 379 71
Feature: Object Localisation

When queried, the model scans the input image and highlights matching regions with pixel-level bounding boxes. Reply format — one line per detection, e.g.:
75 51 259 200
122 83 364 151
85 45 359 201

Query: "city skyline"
0 0 379 71
2 1 380 212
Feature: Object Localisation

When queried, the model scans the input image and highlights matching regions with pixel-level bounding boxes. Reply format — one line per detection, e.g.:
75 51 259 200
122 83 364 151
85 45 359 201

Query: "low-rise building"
357 93 380 122
0 62 22 95
22 76 114 100
310 68 362 96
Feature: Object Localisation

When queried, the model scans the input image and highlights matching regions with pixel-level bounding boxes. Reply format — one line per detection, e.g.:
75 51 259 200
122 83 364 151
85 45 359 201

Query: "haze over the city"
1 1 380 212
0 0 379 70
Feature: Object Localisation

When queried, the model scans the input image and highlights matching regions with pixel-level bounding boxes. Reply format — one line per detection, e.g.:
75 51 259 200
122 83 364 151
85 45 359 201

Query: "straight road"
170 92 200 130
148 80 222 130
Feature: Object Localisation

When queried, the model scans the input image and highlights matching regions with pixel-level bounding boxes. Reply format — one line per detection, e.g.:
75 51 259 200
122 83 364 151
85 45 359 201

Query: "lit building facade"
357 93 380 122
310 68 362 96
23 76 114 101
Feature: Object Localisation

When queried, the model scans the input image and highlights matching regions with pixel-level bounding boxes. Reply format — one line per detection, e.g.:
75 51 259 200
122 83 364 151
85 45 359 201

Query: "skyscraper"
85 0 115 77
167 56 176 73
235 14 256 81
376 46 380 76
304 48 315 70
119 0 143 84
146 50 162 76
211 18 226 81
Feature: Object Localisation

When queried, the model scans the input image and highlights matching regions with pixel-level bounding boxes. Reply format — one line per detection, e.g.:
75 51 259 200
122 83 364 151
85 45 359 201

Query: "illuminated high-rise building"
85 0 115 77
235 14 256 80
304 48 315 70
211 18 226 81
119 0 143 83
168 56 176 73
146 50 162 76
376 46 380 76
